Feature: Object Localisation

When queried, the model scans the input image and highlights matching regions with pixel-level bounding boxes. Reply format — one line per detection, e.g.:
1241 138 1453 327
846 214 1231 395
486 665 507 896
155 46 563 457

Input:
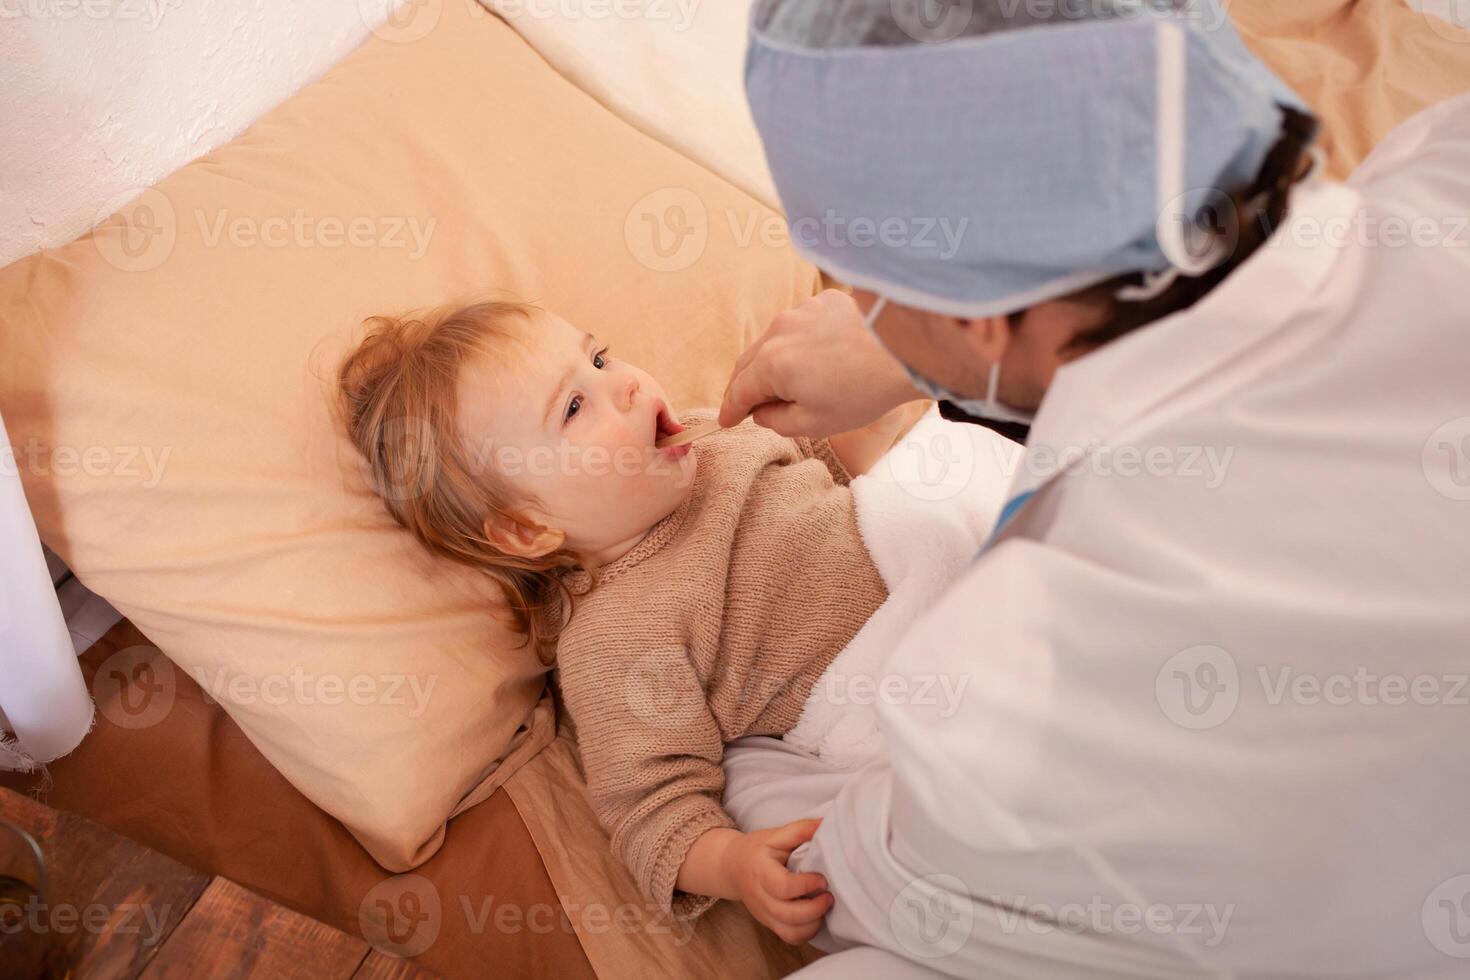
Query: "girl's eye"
592 347 609 369
565 395 583 422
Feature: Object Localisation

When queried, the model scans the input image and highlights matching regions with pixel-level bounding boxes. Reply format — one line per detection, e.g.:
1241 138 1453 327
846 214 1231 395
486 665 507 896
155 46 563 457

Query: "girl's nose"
621 374 639 411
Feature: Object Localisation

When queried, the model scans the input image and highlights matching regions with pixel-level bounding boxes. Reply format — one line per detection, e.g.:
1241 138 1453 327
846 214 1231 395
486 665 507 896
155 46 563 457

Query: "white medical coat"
726 93 1470 978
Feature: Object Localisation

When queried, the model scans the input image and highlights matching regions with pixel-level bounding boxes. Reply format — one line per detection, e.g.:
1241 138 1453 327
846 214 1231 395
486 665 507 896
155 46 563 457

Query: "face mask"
863 295 1038 427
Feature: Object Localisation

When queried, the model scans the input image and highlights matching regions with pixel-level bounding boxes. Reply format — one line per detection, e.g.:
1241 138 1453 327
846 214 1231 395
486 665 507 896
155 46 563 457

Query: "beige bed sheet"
505 730 822 979
505 3 1470 978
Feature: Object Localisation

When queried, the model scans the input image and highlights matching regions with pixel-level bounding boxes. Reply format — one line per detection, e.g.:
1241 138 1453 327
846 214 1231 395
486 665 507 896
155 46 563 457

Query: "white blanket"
784 408 1021 768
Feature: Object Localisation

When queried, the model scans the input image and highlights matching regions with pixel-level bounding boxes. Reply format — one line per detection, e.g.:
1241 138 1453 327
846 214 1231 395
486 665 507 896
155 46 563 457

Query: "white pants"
790 946 949 979
723 736 1207 980
724 737 962 976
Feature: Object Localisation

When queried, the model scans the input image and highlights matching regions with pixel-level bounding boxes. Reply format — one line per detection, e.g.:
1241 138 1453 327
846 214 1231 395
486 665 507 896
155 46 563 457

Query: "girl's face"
456 310 697 568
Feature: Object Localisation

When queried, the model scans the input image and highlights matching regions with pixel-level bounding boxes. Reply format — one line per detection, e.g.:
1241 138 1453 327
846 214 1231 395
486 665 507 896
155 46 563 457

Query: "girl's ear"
483 510 565 559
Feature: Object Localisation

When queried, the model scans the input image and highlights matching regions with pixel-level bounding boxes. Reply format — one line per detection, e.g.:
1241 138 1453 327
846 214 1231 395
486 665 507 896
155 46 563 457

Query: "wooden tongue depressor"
655 418 722 449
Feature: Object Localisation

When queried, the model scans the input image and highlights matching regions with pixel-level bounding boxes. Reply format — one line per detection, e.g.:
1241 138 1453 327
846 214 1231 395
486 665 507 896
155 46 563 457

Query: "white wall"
1411 0 1470 26
0 1 404 655
0 0 391 267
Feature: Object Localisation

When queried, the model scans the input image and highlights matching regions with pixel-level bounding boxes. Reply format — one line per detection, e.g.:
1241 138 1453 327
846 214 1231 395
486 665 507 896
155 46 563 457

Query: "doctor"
717 1 1470 977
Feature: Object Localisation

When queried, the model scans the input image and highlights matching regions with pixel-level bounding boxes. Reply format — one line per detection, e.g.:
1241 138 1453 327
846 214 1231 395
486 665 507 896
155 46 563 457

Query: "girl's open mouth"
654 404 691 459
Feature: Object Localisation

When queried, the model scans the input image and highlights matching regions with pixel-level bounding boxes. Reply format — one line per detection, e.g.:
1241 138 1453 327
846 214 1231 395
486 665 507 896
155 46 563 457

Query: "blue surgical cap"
745 0 1310 317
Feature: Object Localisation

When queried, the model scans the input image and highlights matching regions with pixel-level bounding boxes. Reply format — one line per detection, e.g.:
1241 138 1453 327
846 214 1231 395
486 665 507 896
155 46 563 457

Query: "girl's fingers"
763 817 823 851
763 890 834 927
772 917 825 947
764 864 829 901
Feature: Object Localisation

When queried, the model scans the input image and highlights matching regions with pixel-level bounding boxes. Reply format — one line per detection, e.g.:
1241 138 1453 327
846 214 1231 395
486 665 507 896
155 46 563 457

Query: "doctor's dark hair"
1058 106 1322 351
335 299 575 666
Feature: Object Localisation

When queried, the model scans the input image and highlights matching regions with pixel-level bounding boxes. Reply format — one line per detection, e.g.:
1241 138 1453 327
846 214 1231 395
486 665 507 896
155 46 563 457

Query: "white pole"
0 410 93 770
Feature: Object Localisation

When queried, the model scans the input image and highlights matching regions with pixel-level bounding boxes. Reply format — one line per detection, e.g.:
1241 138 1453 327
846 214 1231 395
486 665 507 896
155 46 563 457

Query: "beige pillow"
1231 0 1470 179
0 1 820 868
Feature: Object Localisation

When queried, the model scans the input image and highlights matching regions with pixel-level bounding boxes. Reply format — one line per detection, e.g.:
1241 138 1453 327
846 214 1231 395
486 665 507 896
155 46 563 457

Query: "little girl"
337 298 922 944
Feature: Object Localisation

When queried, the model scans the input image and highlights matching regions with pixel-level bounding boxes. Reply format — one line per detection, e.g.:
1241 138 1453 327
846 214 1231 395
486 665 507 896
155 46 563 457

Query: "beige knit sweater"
555 412 889 920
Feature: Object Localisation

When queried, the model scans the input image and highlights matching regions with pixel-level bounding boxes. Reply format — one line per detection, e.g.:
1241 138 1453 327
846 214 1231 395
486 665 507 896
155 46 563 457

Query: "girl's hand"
828 398 933 477
720 819 833 945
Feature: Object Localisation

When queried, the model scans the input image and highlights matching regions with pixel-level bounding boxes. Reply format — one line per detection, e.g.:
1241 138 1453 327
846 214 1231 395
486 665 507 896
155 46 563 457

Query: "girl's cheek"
605 424 647 458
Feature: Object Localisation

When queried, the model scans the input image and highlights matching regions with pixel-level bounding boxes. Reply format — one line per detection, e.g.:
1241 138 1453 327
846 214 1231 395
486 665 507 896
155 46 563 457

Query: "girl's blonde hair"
336 299 573 663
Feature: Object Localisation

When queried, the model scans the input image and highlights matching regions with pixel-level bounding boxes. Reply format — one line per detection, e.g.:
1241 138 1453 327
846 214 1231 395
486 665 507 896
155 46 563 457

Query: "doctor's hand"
720 289 921 438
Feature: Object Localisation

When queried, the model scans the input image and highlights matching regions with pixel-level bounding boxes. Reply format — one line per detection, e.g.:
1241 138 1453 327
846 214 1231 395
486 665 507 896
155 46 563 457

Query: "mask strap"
1302 144 1327 183
862 294 889 331
1124 109 1325 309
985 361 1002 408
1152 22 1226 278
1120 21 1222 306
1115 266 1182 303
